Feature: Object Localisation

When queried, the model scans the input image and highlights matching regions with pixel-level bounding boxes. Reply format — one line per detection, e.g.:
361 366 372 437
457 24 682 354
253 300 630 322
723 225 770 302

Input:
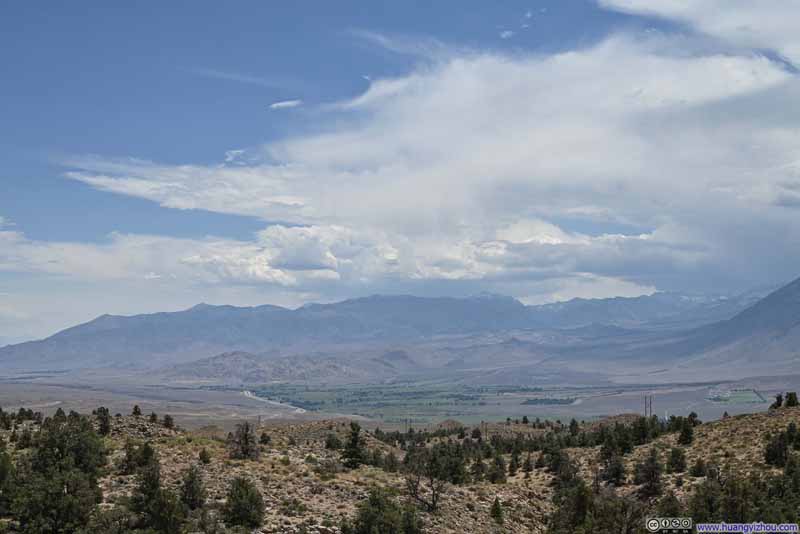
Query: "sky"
2 1 800 343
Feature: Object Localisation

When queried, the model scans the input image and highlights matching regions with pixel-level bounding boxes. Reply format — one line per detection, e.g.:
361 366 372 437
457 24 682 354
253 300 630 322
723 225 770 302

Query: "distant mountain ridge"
0 287 771 371
666 276 800 376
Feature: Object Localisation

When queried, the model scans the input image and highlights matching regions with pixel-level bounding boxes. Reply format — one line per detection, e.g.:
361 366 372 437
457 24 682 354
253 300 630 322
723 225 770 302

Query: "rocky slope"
3 404 799 533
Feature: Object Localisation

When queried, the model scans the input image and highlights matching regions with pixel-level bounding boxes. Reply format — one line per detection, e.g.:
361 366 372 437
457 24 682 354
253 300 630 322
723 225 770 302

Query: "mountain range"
0 279 795 384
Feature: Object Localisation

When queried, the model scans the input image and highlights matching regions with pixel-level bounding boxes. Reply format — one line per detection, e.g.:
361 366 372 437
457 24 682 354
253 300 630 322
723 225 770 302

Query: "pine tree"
488 453 507 484
132 460 162 516
180 465 206 510
138 441 157 469
471 457 487 481
325 433 342 450
523 453 533 477
96 406 112 436
786 392 799 407
667 447 687 474
771 393 784 410
229 421 259 460
198 447 212 465
162 414 174 429
341 488 422 534
16 428 32 449
657 490 684 517
132 405 142 417
222 477 264 528
490 496 504 525
385 451 399 472
12 468 100 533
569 418 579 436
635 447 662 499
534 452 546 469
765 431 789 467
600 433 619 463
508 451 520 477
342 422 365 469
150 488 184 534
149 412 158 424
53 407 67 423
602 454 626 486
0 449 14 515
678 420 694 445
690 457 707 477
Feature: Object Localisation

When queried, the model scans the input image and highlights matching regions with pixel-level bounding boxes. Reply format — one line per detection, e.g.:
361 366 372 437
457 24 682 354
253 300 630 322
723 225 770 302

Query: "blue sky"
2 1 800 342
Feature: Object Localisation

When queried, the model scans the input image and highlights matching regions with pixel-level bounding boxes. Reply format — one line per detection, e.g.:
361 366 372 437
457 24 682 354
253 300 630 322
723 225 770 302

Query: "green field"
238 382 600 427
707 388 766 404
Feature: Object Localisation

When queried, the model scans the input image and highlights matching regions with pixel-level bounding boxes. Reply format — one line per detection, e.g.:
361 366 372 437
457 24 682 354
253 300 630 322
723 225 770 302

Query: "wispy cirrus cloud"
599 0 800 66
269 99 303 110
348 29 457 60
